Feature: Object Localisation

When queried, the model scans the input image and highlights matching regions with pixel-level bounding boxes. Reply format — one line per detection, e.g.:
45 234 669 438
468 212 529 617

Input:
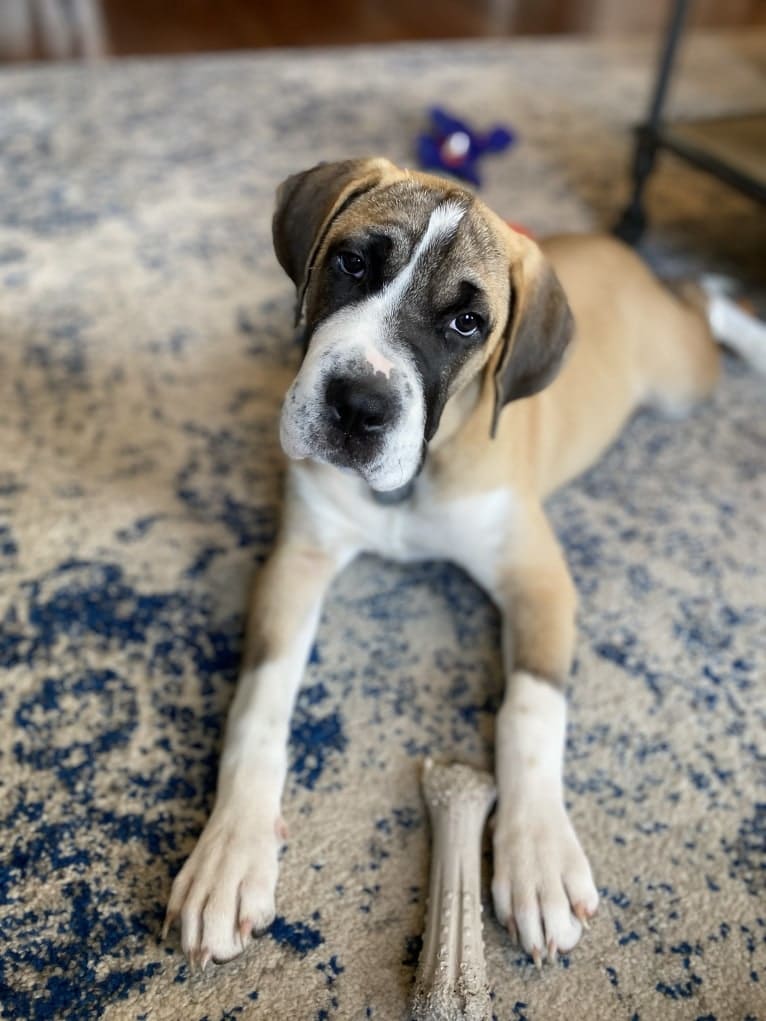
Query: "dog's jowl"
164 157 723 968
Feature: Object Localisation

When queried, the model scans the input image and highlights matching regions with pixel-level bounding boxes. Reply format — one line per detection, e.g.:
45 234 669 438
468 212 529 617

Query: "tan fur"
281 159 722 687
426 213 720 684
166 159 722 967
431 217 720 501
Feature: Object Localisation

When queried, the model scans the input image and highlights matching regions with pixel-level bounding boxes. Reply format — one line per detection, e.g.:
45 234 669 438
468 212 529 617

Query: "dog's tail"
699 275 766 375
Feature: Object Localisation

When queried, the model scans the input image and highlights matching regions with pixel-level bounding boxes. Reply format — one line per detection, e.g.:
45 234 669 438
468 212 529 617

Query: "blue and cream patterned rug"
1 30 764 1021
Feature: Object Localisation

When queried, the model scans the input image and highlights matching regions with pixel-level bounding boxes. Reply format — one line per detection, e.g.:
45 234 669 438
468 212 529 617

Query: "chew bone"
411 759 497 1021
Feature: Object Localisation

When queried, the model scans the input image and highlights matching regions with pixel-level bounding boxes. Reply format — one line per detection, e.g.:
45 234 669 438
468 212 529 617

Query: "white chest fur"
288 460 515 588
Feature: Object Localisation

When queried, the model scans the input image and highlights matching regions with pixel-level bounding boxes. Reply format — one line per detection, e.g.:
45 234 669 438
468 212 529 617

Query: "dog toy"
417 107 516 186
411 759 496 1021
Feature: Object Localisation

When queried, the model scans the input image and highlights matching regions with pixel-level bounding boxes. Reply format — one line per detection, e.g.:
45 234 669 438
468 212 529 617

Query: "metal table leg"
614 0 692 243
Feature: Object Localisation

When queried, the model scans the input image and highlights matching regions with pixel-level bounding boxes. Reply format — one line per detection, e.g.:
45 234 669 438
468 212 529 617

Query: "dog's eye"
449 312 482 337
336 251 366 280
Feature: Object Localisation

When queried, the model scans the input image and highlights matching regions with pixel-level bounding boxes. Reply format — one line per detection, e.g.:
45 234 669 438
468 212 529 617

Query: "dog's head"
274 157 573 492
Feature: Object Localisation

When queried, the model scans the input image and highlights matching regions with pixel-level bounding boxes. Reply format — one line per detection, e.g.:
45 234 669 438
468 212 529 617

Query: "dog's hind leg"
699 275 766 375
641 281 722 418
647 275 766 418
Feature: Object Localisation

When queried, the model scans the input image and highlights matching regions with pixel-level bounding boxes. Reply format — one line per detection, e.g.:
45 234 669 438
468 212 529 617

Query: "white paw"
491 798 598 965
163 809 285 967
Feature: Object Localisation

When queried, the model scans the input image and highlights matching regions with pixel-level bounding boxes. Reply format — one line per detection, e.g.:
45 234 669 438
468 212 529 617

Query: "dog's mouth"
281 420 410 492
280 378 425 493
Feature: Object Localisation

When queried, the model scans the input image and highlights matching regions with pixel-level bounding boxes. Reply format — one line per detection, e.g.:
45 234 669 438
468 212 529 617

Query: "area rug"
0 29 764 1021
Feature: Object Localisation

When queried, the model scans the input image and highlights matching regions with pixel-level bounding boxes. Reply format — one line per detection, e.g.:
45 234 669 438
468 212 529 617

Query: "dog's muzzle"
280 326 426 492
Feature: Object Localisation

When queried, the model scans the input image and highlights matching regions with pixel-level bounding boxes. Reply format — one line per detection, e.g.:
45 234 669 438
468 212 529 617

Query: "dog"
164 156 741 970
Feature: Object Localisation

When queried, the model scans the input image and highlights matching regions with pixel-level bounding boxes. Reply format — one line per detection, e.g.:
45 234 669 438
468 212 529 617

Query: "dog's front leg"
164 531 348 967
488 508 599 966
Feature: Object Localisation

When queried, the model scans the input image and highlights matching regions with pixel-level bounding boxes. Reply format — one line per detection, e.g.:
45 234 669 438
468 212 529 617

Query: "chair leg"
614 128 657 244
614 0 691 245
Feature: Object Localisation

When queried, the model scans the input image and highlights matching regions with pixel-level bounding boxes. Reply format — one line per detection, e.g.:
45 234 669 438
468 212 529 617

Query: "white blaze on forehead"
378 200 467 315
302 199 467 378
420 199 468 249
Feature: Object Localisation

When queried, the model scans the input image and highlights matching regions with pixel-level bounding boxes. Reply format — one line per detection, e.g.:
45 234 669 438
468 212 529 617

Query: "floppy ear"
272 157 396 319
491 243 574 436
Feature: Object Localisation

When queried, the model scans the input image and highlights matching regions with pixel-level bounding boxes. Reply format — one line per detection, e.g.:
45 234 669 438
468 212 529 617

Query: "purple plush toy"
417 107 516 186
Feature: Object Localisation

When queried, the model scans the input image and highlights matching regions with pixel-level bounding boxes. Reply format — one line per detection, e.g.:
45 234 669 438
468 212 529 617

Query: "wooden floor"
1 0 765 61
102 0 766 53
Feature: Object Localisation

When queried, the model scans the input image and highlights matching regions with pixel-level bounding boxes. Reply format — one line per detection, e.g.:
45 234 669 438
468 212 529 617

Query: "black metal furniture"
615 0 766 243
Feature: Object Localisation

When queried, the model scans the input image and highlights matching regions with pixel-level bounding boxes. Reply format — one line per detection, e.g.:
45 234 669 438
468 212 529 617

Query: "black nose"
325 376 394 435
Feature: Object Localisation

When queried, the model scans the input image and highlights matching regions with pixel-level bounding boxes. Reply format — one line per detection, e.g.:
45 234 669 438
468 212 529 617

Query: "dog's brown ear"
491 243 574 436
273 157 396 313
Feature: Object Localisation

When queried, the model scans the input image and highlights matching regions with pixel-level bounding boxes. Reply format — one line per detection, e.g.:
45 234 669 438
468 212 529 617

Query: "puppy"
164 157 727 969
